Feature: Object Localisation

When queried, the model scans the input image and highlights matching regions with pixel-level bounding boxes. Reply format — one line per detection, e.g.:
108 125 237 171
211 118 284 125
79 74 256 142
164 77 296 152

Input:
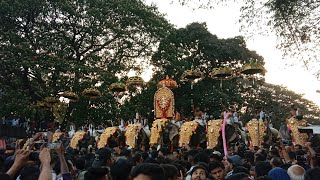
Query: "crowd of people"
1 104 320 180
1 129 320 180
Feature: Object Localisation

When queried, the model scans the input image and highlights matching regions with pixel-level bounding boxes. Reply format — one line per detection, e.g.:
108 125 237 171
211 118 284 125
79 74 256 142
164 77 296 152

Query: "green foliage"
121 22 320 129
122 22 264 118
0 0 172 124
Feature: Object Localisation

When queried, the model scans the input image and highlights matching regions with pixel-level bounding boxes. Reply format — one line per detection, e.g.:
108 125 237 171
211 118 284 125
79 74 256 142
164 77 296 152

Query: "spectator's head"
304 167 320 180
194 152 210 164
233 166 250 175
310 155 320 168
110 158 132 180
173 163 186 178
255 176 273 180
209 151 223 162
92 148 112 168
255 161 272 178
75 157 86 171
158 147 170 157
19 165 40 180
130 163 165 180
226 172 250 180
120 148 131 159
287 165 305 180
84 167 109 180
190 164 208 180
288 151 296 161
268 148 280 159
267 167 290 180
160 164 179 180
208 161 225 180
187 149 199 165
270 157 284 168
227 155 243 167
255 153 267 162
132 153 143 166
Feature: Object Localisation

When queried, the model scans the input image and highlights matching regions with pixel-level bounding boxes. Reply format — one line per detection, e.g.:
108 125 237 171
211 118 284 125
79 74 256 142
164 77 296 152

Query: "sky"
138 0 320 106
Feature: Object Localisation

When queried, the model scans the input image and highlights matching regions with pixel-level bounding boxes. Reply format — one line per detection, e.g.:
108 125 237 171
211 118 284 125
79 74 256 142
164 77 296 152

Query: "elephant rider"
193 107 206 126
119 119 126 131
221 111 234 125
171 110 182 128
289 104 303 120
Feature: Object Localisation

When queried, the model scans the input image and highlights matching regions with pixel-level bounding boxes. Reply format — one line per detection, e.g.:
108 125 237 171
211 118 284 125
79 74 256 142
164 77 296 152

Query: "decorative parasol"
36 101 50 110
110 82 126 93
240 61 266 75
60 91 79 102
211 66 233 88
126 76 144 87
43 97 60 107
181 69 202 81
211 67 233 79
157 76 178 89
82 88 102 98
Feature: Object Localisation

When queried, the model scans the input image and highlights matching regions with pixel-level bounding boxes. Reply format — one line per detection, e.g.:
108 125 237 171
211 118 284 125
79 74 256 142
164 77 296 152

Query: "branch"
80 35 120 60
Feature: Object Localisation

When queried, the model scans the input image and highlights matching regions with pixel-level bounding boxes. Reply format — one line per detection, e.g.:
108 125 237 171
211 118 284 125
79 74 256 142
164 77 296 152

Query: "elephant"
125 124 149 150
149 119 180 152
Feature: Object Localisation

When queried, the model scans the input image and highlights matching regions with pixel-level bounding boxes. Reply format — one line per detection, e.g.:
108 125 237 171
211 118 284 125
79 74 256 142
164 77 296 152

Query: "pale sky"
139 0 320 106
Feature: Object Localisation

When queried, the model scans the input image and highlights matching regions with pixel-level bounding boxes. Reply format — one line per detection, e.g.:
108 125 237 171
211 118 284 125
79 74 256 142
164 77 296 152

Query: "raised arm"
39 148 52 180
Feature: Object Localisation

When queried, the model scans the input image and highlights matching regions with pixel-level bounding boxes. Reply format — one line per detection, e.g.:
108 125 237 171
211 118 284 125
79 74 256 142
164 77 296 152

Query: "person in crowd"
254 161 272 179
270 157 284 168
130 163 165 180
208 160 225 180
304 167 320 180
287 164 305 180
268 167 290 180
189 164 208 180
160 164 179 180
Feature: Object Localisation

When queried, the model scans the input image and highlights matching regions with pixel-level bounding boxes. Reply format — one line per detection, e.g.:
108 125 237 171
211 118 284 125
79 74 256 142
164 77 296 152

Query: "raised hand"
6 149 31 177
39 148 51 165
14 149 31 168
55 142 64 156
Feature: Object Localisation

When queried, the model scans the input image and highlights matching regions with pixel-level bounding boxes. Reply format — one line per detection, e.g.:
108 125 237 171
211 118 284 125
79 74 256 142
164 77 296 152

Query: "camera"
29 152 39 161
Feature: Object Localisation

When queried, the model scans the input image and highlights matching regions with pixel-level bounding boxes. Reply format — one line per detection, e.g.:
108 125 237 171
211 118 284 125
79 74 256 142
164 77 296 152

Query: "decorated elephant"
178 121 206 148
245 119 267 148
149 118 180 151
279 117 308 145
245 119 280 148
125 124 149 149
207 119 247 150
97 127 123 149
69 131 95 150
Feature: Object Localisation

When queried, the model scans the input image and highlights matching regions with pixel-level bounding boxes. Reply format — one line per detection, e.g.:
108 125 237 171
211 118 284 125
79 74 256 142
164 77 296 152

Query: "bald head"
287 165 305 180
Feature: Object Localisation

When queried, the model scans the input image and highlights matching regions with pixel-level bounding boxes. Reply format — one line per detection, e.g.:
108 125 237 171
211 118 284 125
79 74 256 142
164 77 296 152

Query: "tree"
122 22 265 118
0 0 172 125
167 0 320 78
239 81 320 128
122 22 320 129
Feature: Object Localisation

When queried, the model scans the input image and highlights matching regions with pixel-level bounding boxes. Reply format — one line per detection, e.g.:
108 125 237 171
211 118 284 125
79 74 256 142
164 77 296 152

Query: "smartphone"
47 142 61 149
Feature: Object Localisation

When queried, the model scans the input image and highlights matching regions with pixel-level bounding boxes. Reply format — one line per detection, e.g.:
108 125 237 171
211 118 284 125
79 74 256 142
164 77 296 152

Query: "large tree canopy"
0 0 172 124
121 22 320 128
169 0 320 77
